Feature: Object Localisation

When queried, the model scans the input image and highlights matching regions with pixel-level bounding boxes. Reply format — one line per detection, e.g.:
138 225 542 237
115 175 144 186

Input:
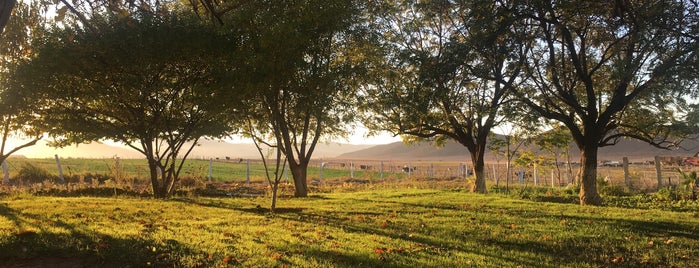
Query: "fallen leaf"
612 256 623 263
374 247 385 254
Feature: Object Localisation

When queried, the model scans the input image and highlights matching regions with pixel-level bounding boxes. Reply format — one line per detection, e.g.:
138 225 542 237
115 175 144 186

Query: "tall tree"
363 0 528 192
16 14 242 197
516 0 699 205
0 0 47 167
232 0 371 197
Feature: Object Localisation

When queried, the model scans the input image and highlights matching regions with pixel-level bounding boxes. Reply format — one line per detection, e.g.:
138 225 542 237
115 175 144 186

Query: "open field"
1 188 698 267
4 158 697 194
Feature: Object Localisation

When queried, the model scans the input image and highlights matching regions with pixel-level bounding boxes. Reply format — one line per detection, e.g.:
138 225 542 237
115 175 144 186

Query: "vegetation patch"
1 189 697 267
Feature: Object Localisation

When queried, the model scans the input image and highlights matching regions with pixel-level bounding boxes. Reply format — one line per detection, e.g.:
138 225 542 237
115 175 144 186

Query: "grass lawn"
1 189 698 267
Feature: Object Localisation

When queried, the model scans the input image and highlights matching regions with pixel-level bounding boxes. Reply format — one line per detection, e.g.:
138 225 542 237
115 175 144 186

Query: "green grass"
1 189 697 267
4 158 406 184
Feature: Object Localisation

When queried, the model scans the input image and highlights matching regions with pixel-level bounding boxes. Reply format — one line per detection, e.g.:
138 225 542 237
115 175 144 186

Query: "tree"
232 0 371 197
245 117 287 213
533 124 573 186
516 0 699 205
488 128 530 193
363 0 528 193
16 14 243 197
0 1 47 169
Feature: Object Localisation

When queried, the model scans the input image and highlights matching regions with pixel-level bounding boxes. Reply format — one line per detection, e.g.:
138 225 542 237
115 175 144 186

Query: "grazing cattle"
402 165 417 173
360 164 371 170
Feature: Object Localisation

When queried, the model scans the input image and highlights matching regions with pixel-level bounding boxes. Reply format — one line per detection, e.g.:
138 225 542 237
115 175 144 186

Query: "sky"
3 127 402 159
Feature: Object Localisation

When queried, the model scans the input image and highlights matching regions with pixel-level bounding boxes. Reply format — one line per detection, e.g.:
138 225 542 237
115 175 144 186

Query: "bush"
654 186 682 201
15 162 58 184
599 185 630 197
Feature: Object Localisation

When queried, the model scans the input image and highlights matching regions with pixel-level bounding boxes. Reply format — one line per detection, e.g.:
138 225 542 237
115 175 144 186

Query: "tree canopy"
0 0 48 164
15 13 243 197
515 0 699 205
230 0 373 197
362 0 528 192
3 0 698 204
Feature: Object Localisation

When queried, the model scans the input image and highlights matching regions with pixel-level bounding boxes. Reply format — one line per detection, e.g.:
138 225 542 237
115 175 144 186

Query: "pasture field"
5 158 694 191
1 188 698 267
2 158 405 184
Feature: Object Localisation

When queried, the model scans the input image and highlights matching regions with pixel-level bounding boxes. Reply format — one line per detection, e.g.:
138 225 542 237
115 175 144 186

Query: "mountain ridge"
337 138 699 162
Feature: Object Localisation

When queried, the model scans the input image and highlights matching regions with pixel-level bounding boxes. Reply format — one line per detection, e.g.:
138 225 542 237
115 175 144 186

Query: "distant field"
2 158 410 184
4 158 695 193
1 189 697 267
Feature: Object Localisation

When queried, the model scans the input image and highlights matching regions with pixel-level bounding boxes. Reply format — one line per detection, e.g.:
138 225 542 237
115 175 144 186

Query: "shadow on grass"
0 203 211 267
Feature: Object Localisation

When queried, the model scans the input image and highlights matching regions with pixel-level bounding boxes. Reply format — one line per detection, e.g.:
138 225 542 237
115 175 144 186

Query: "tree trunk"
289 161 308 197
147 159 164 198
470 146 487 193
270 183 279 213
579 145 603 205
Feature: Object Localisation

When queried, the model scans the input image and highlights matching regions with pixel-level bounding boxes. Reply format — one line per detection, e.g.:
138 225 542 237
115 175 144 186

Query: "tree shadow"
0 202 211 267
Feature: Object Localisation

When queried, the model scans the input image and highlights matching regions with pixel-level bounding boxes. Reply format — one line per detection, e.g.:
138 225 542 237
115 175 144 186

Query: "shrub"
15 162 58 184
599 185 630 197
654 186 681 201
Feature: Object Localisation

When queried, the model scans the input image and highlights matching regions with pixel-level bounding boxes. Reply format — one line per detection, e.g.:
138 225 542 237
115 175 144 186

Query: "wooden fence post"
655 156 662 189
319 160 323 183
350 162 354 179
380 161 384 180
623 157 629 188
55 154 64 184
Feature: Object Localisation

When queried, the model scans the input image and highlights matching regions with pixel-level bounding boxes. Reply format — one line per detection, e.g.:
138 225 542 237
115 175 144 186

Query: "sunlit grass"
1 189 698 267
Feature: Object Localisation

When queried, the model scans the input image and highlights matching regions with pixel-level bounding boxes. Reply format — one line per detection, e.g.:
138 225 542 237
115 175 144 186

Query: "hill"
337 137 699 162
12 139 372 159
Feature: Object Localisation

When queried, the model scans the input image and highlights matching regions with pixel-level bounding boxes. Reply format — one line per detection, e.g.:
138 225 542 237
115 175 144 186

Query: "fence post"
208 158 213 182
408 162 412 179
246 159 251 185
551 170 555 187
319 160 323 183
115 157 121 182
534 166 539 186
654 156 662 189
429 163 434 178
493 164 498 184
350 162 354 179
2 161 8 185
55 154 64 184
518 168 524 184
380 161 384 180
623 157 630 188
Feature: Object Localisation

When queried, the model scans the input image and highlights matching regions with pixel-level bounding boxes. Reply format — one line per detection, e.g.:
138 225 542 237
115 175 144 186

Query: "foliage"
229 0 372 197
15 12 243 197
363 0 528 193
677 168 698 200
0 0 49 163
1 190 698 267
515 0 699 205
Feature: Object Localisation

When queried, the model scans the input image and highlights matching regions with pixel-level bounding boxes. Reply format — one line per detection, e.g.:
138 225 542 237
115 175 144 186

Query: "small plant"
677 168 698 201
654 186 682 201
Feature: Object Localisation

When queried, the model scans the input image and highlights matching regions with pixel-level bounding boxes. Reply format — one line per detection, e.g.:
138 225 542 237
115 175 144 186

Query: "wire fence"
1 156 696 192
